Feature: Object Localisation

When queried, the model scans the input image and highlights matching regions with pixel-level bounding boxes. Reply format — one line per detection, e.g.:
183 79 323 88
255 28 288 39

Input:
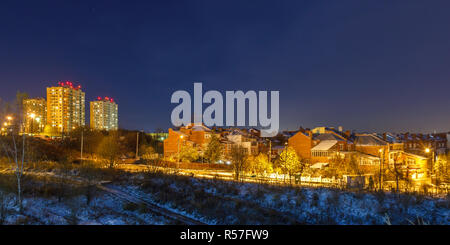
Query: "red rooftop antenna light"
57 81 82 90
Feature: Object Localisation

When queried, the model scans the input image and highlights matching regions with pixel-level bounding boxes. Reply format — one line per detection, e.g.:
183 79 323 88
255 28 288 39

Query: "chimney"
383 133 387 141
344 130 351 138
338 126 343 132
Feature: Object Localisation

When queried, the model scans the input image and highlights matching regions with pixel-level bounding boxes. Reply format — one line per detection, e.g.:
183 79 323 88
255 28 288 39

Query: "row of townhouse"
286 126 448 182
163 124 262 161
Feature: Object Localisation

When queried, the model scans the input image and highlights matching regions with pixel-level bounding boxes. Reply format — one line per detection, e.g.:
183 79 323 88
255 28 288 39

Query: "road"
117 163 342 188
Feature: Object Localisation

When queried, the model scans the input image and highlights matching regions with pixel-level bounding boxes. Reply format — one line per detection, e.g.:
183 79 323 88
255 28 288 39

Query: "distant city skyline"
1 1 450 133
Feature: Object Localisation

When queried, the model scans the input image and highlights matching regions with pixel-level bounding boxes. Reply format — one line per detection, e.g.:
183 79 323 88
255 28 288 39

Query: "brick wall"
288 131 312 160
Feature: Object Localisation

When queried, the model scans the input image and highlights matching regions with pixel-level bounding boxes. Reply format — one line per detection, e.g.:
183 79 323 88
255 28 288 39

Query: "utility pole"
136 131 139 160
80 129 84 163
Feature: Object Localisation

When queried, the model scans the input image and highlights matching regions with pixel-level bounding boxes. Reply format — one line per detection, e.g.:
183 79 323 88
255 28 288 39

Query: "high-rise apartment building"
46 81 85 134
23 98 47 134
90 97 118 131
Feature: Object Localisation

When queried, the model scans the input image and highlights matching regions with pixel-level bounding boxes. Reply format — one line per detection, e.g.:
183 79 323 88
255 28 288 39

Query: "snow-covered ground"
0 191 171 225
123 173 450 225
1 171 448 225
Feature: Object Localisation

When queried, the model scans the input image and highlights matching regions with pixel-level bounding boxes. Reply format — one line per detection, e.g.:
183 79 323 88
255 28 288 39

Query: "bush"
123 202 139 211
311 193 320 207
374 190 385 204
326 190 340 207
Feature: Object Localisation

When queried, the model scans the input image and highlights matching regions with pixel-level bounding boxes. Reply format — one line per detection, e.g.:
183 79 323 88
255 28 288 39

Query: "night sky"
1 0 450 133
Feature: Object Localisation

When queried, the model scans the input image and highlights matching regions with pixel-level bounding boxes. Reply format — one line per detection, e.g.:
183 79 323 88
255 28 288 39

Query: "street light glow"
425 148 430 153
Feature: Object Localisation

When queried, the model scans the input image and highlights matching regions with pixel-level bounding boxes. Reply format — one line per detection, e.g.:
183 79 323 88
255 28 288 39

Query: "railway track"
96 184 206 225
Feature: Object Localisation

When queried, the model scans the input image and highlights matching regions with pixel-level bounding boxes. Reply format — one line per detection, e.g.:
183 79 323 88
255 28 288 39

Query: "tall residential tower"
46 81 85 134
90 97 118 131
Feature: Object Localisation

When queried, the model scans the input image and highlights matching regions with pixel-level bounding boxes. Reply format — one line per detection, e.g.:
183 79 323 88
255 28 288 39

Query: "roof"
192 125 211 132
229 129 248 136
354 134 387 146
378 133 401 143
337 151 380 159
311 140 338 151
271 145 286 150
282 130 300 138
313 133 346 141
389 150 428 160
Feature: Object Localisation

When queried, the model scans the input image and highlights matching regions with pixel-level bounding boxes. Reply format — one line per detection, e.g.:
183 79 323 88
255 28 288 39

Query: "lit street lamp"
28 113 36 134
3 116 13 135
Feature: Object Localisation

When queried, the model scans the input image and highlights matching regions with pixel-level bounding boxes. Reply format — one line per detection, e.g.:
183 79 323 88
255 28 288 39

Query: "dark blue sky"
1 0 449 133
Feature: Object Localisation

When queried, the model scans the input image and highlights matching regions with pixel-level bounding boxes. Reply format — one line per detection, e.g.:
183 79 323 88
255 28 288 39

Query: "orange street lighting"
29 113 36 119
425 148 430 153
6 116 12 121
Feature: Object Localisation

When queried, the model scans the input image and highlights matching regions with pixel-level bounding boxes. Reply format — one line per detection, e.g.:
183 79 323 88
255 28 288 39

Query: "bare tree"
277 146 300 185
387 154 405 193
97 132 121 168
204 133 223 164
0 135 24 211
79 161 98 206
0 92 28 212
230 145 248 181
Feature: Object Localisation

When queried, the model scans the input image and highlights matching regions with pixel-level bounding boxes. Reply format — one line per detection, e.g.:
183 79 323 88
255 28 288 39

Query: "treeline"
0 128 163 167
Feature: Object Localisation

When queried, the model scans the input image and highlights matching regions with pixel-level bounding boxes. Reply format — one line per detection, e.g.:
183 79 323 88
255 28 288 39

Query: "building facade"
23 97 46 134
46 81 85 134
163 124 212 158
90 97 118 131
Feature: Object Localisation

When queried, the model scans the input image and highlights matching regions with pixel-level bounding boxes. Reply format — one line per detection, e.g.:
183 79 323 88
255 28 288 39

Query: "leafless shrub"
326 190 340 207
406 216 429 225
311 192 320 207
0 192 8 224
